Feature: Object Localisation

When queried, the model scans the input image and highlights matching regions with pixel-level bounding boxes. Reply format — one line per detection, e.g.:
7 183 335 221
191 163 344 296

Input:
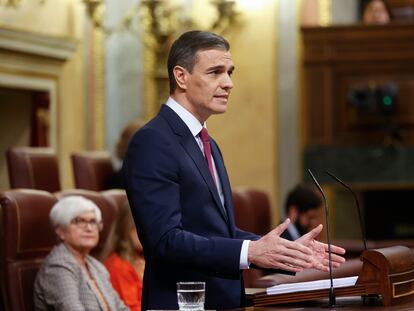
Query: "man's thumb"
307 224 323 240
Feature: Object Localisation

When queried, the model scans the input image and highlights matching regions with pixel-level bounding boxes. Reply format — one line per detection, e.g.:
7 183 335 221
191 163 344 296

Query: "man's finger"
322 242 346 255
276 250 314 268
272 218 291 236
304 224 323 241
284 240 314 257
330 244 346 255
329 253 346 264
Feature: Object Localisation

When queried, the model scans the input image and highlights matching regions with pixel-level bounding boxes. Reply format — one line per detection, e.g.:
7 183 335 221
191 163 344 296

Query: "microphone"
307 169 336 308
325 171 367 251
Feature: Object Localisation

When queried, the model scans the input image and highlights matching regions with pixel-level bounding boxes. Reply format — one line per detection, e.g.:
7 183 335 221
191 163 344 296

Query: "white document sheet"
266 276 358 296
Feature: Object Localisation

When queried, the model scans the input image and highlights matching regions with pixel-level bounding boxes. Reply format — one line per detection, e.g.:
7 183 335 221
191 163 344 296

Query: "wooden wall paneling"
302 24 414 146
304 67 327 145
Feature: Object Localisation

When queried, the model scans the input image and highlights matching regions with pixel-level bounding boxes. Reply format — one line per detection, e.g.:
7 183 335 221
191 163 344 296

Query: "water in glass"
176 282 205 310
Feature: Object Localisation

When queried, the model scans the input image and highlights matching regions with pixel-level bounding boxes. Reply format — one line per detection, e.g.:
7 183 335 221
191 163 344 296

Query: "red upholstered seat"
241 188 272 236
0 189 57 311
232 188 255 233
6 147 61 192
101 189 128 211
71 151 114 191
55 189 118 257
233 188 272 236
232 188 273 288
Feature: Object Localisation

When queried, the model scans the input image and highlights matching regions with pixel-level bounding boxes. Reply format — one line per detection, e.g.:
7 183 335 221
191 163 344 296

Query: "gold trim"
392 277 414 298
0 24 74 41
0 70 59 150
0 27 77 61
143 46 158 121
273 0 280 226
0 50 68 77
298 0 306 171
86 23 106 150
93 28 105 150
0 0 46 8
0 66 58 80
318 0 332 26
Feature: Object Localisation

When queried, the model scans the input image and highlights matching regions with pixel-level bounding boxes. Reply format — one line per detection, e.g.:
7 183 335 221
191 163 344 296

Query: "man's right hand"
247 219 314 272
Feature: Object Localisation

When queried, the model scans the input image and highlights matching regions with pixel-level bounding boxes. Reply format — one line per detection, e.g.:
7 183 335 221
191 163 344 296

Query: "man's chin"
211 110 227 116
211 103 228 115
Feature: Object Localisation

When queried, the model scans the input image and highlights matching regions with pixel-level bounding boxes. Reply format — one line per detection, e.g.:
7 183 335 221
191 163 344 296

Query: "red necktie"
200 127 216 184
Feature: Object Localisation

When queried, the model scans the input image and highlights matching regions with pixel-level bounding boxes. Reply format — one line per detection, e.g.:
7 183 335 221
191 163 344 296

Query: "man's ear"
173 65 188 90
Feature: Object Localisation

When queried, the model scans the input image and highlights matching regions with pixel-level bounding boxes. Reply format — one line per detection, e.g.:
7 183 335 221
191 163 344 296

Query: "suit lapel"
159 105 228 223
180 135 229 222
210 140 236 235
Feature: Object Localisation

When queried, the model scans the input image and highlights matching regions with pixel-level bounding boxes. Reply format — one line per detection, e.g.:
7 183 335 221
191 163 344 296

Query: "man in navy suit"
123 31 345 310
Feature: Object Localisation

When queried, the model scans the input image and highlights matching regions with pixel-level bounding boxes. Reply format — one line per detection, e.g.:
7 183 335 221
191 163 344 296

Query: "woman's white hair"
50 196 102 228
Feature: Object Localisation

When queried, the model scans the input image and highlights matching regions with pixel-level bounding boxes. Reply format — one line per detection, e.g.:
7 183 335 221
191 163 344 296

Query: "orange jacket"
105 253 143 311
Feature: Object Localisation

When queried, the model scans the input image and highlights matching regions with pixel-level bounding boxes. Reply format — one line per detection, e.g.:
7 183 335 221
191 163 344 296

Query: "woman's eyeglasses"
70 217 103 231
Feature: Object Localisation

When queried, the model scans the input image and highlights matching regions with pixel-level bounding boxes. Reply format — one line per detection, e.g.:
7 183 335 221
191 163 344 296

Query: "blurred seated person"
106 120 144 189
34 196 128 311
281 183 323 241
363 0 391 24
101 202 144 311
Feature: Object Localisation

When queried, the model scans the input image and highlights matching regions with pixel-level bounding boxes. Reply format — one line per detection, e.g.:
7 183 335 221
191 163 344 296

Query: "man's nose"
222 74 234 90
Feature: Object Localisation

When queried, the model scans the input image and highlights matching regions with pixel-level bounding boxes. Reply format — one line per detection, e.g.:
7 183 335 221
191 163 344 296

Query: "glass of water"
176 281 205 310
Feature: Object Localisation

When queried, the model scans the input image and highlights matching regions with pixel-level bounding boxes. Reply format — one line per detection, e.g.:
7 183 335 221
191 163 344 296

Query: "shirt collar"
287 223 301 240
166 97 204 137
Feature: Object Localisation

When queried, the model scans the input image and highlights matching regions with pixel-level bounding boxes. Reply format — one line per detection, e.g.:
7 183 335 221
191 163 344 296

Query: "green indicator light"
383 96 392 106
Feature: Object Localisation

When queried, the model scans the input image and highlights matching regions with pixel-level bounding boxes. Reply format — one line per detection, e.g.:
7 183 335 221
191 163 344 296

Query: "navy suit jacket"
123 105 259 310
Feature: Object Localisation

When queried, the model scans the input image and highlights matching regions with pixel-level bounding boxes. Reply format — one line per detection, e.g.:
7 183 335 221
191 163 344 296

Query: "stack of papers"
266 276 358 296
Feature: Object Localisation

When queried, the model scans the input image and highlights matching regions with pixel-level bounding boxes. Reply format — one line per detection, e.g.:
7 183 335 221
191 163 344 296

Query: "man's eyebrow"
206 65 235 71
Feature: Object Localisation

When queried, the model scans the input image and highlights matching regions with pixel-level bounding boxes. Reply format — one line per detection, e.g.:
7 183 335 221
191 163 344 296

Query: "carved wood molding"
302 24 414 64
0 27 76 61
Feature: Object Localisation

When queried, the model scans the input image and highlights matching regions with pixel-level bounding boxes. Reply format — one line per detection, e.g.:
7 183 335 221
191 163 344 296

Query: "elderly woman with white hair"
34 196 129 311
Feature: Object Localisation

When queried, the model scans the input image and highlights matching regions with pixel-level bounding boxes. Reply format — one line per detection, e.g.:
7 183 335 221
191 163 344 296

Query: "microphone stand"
308 169 338 308
325 171 367 251
325 171 380 305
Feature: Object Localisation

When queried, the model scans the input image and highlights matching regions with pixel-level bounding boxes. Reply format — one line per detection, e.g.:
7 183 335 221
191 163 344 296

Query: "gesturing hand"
248 219 315 273
296 224 346 272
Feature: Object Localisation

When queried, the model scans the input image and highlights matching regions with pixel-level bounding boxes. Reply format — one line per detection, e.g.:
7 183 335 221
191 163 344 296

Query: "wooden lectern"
247 246 414 307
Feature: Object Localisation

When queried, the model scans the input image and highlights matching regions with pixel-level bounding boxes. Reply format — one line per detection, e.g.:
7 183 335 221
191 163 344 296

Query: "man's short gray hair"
50 196 102 228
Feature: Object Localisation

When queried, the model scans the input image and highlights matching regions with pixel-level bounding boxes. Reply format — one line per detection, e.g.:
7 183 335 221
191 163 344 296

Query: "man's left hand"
296 224 346 272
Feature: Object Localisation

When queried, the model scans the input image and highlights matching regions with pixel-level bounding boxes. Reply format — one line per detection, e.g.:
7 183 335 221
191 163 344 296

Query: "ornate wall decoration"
0 0 45 6
83 0 242 119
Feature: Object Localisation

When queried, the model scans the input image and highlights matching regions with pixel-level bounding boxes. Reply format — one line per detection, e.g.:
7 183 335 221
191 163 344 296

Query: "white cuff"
239 240 251 270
